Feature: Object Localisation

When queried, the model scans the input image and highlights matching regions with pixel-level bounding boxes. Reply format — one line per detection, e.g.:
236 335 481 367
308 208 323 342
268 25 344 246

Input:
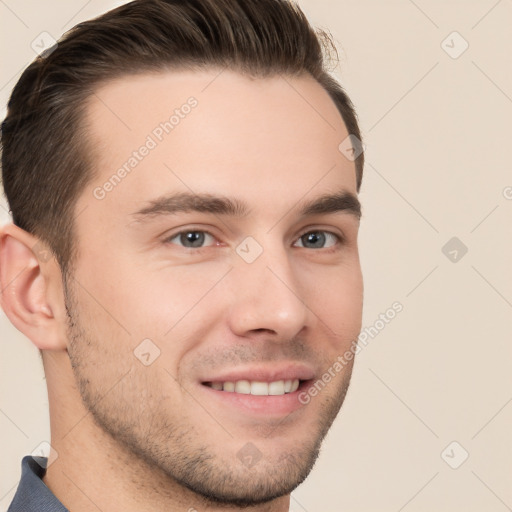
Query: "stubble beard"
63 279 354 507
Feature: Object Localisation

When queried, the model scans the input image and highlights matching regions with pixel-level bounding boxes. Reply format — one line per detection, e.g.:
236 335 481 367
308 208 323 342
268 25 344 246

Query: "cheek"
134 263 230 331
301 260 363 342
77 248 217 336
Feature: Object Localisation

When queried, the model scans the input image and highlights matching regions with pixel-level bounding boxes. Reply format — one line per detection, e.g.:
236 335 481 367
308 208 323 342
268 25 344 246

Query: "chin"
174 442 322 508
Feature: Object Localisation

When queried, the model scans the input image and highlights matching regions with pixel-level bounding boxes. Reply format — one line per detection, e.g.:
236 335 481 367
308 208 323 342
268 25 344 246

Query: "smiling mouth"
203 379 302 396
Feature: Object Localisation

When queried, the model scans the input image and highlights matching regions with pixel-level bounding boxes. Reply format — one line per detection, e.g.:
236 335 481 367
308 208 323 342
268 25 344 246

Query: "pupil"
304 231 325 248
182 231 204 247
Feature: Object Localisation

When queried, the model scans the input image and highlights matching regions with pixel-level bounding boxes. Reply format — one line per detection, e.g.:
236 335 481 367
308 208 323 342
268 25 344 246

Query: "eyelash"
163 228 345 252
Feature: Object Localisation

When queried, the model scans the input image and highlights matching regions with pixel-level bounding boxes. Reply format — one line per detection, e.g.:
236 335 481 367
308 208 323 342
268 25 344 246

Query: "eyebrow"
130 190 361 222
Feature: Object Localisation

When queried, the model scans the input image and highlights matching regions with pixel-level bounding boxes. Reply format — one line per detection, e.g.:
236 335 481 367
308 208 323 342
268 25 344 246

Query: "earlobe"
0 223 67 351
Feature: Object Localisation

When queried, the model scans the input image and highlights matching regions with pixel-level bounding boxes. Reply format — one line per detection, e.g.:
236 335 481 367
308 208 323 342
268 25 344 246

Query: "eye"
164 229 342 250
294 230 341 249
166 230 216 248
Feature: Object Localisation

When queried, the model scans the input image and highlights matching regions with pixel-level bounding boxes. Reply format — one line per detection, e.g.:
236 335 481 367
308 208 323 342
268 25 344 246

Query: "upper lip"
200 363 316 384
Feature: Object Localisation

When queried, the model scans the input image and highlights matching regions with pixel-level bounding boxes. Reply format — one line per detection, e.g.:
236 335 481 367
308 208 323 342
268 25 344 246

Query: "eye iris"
302 231 326 248
181 231 205 247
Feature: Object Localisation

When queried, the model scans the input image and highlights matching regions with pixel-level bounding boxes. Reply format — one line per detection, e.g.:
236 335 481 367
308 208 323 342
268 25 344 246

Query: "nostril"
251 328 276 335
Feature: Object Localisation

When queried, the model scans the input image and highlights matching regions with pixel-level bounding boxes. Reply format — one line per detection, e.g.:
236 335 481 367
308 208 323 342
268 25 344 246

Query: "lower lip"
199 382 311 416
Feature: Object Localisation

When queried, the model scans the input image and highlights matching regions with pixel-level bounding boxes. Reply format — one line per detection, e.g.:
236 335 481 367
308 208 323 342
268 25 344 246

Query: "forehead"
78 69 356 224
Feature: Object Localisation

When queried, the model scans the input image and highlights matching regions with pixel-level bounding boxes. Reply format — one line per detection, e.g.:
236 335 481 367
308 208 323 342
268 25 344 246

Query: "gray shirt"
8 456 68 512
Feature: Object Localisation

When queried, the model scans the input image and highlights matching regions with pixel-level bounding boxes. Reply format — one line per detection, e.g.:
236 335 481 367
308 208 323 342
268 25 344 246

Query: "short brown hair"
1 0 364 275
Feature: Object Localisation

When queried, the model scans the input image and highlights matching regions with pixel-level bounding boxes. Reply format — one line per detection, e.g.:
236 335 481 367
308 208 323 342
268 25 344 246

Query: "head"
0 0 364 507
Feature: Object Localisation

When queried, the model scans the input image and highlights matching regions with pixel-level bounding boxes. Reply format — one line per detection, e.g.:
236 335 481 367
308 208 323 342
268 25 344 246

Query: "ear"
0 223 68 351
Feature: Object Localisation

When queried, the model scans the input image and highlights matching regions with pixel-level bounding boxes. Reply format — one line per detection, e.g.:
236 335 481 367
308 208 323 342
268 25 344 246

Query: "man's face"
67 69 363 505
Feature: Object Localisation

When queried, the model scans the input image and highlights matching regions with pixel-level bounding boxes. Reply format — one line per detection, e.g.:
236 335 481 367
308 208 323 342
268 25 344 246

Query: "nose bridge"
226 236 309 337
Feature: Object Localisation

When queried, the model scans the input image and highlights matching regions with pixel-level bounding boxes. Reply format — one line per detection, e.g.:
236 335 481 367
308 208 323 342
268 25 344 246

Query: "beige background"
1 1 511 510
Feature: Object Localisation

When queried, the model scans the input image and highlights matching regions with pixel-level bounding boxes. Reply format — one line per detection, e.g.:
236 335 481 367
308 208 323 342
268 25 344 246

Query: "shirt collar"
8 456 69 512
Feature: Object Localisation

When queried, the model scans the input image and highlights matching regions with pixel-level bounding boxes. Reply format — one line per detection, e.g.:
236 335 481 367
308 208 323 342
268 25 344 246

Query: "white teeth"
251 381 269 395
210 379 301 395
234 380 251 394
223 381 235 392
268 380 285 395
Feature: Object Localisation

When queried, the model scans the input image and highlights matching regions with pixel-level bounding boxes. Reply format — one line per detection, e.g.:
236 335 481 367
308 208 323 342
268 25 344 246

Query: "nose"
226 244 310 341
